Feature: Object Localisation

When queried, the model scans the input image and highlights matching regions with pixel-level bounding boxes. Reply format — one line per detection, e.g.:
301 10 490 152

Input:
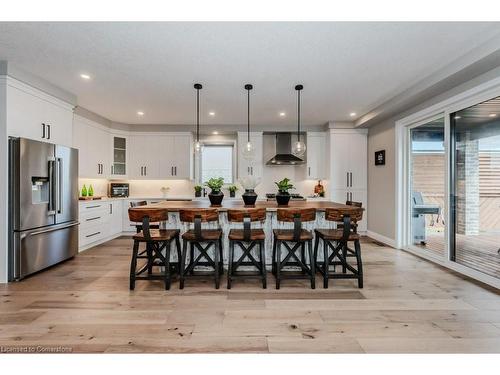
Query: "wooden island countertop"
128 199 364 213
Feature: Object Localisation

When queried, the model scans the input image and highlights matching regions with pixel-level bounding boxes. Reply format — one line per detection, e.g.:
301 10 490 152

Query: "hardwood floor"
1 236 499 353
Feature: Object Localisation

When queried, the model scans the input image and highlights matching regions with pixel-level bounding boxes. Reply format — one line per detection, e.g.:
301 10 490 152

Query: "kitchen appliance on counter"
266 193 306 201
8 138 79 281
109 182 129 197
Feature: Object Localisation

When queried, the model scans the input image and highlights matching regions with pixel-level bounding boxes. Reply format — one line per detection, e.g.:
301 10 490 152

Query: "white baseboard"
366 230 397 248
78 232 123 252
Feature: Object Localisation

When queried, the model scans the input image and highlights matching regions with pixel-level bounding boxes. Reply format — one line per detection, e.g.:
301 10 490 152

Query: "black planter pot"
195 191 202 197
276 191 291 206
208 191 224 206
242 189 258 206
229 191 236 198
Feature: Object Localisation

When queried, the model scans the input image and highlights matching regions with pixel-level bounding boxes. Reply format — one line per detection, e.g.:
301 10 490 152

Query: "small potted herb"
194 185 202 198
275 177 294 206
228 185 238 198
239 176 261 206
205 177 225 206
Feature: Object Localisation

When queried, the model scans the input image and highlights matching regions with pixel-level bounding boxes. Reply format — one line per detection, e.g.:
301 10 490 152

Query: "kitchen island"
129 200 364 265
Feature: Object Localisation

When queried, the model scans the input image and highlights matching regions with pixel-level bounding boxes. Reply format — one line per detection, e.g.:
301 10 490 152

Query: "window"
200 145 234 184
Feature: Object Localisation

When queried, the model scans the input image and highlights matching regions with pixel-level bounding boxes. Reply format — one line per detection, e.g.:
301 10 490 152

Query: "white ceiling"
0 22 499 126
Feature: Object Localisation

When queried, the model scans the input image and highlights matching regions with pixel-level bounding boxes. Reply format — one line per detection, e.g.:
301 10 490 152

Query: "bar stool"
314 207 364 289
129 201 161 232
227 208 267 289
128 207 181 290
179 209 223 289
272 208 316 289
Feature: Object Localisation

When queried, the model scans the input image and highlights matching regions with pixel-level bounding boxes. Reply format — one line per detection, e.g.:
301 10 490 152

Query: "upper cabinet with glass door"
110 135 127 177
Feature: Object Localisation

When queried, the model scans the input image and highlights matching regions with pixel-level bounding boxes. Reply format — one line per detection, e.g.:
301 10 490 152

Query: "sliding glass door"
409 118 446 257
451 97 500 279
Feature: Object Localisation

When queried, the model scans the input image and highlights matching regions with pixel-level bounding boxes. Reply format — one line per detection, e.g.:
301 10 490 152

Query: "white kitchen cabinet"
130 133 193 180
73 116 110 178
303 132 326 180
329 129 367 190
110 135 128 177
237 132 263 179
328 128 368 232
6 78 74 147
108 200 123 236
78 200 123 251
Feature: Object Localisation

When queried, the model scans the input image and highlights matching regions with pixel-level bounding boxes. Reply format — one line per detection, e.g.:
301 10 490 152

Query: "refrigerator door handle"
21 221 80 239
56 157 62 214
48 157 56 216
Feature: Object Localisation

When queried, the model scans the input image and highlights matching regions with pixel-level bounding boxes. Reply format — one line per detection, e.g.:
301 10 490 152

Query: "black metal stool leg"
146 243 153 275
276 240 281 290
219 238 224 275
301 242 306 274
323 238 329 289
175 234 182 273
342 244 347 273
179 240 188 289
130 240 139 290
227 240 234 289
308 239 315 289
189 242 195 275
214 241 220 289
260 240 267 289
355 239 364 288
272 237 277 275
164 240 171 290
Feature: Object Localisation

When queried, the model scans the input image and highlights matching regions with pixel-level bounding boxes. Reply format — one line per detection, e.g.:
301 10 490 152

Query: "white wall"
0 77 8 282
367 65 500 242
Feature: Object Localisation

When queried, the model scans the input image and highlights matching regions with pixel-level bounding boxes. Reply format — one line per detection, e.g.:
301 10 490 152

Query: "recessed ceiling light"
209 111 215 116
349 112 357 117
279 112 286 117
489 113 497 117
80 73 91 80
212 131 218 135
137 111 144 116
454 116 461 120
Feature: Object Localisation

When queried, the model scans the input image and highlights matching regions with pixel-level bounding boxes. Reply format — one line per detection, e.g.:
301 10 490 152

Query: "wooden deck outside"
414 232 500 279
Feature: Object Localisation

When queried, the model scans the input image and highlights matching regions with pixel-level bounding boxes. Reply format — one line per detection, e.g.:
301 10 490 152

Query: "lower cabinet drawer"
79 225 108 247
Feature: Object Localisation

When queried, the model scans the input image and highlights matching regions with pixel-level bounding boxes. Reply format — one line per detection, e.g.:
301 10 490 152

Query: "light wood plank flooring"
0 237 499 353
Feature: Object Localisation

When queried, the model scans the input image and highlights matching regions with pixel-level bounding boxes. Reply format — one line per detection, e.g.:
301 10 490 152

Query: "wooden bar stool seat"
182 229 223 241
314 207 364 289
272 208 316 289
227 208 267 289
314 229 360 241
133 229 179 241
179 209 223 289
273 229 313 241
128 208 181 290
228 228 265 241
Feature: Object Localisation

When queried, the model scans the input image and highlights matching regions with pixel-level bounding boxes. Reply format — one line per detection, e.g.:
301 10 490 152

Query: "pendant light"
194 83 202 153
241 84 256 160
292 84 306 157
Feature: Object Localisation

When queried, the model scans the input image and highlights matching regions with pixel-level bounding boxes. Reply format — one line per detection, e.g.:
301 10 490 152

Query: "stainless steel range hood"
266 133 305 165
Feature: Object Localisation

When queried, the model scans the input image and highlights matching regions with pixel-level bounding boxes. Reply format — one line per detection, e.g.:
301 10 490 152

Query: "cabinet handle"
175 166 177 176
47 124 51 140
42 123 46 139
85 205 101 209
110 204 113 215
350 172 353 187
250 167 253 175
347 192 349 201
308 167 311 176
141 166 143 176
171 166 173 176
144 166 147 175
86 216 101 222
347 172 349 187
247 166 250 174
86 231 101 238
98 164 100 174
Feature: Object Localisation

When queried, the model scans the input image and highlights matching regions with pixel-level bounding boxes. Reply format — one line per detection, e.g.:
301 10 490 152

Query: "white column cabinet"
72 116 110 178
328 128 368 232
129 135 160 179
237 132 263 179
6 78 74 147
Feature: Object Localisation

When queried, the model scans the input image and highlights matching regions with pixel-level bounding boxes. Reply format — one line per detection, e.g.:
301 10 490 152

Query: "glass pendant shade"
292 140 306 157
194 140 201 153
241 141 256 160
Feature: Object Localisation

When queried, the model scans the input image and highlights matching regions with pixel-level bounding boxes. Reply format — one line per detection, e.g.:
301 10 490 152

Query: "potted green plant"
205 177 224 206
239 176 260 206
275 177 294 206
194 185 202 198
228 185 238 198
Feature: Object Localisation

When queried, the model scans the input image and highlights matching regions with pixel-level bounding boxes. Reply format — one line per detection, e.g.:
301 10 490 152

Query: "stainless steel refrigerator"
8 137 79 281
